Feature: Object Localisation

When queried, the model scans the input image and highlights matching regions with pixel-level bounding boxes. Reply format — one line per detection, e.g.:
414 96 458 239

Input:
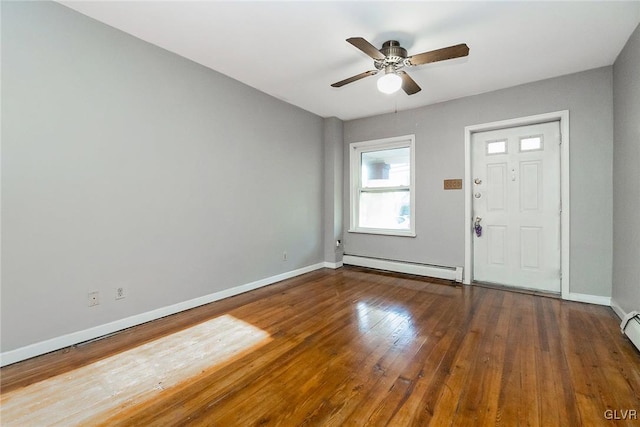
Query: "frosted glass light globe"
377 73 402 94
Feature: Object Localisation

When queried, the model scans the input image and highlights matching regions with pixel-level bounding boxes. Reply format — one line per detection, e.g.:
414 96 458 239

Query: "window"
349 135 415 236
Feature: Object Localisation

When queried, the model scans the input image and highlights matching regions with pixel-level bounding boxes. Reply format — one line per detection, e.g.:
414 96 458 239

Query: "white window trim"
348 134 416 237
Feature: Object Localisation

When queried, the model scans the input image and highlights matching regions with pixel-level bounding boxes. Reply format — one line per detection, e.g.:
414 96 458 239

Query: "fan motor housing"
375 40 408 71
381 40 407 58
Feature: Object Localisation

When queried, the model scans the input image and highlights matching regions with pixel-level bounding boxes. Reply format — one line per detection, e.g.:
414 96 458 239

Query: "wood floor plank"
534 297 571 427
407 287 485 426
329 293 448 426
377 291 465 426
2 267 639 426
352 293 456 426
448 289 510 425
494 293 540 426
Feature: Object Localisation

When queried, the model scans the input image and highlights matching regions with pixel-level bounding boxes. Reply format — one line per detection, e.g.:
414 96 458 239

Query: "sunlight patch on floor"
0 315 271 426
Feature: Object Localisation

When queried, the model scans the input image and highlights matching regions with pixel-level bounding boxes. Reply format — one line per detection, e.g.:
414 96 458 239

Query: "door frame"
463 110 570 299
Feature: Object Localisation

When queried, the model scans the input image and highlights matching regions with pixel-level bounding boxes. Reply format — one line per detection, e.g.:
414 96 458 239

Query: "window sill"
348 228 416 238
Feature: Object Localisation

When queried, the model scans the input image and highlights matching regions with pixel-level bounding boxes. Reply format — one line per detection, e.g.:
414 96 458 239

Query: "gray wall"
1 1 324 352
344 67 614 298
612 24 640 314
323 117 344 264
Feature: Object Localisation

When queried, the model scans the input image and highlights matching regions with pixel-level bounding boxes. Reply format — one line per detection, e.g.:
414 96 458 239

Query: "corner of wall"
612 22 640 315
323 117 345 265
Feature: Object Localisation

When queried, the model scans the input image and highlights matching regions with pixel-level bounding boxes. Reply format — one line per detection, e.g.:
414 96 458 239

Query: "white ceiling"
59 1 640 121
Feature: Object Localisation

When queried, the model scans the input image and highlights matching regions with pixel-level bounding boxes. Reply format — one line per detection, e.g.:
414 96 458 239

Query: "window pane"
486 140 506 154
359 191 410 230
361 147 410 188
520 136 542 151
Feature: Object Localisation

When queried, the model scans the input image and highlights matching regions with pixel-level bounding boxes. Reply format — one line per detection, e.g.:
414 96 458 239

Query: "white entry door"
472 121 561 292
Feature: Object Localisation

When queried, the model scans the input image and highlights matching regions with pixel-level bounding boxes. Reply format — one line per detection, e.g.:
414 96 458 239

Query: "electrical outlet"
88 291 99 307
283 251 288 261
115 287 125 300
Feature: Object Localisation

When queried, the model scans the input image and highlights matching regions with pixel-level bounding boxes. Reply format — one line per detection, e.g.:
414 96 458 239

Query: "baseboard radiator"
621 311 640 352
343 255 463 282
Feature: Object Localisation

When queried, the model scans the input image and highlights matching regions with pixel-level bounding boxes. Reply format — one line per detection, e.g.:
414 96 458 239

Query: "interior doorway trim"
463 110 570 299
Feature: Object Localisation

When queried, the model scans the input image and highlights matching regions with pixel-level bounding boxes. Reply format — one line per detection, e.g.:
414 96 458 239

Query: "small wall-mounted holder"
444 179 463 190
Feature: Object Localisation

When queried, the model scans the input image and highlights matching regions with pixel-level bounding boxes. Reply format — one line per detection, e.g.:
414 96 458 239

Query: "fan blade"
331 70 378 88
398 71 421 95
407 43 469 66
346 37 386 60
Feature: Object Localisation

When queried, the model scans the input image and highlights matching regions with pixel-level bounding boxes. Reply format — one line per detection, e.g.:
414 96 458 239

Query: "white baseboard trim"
610 299 627 320
565 292 612 306
343 255 461 281
0 262 326 367
611 299 640 352
323 261 343 269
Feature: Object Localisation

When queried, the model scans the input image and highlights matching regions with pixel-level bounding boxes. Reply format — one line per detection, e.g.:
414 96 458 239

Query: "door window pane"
520 136 543 151
486 140 507 155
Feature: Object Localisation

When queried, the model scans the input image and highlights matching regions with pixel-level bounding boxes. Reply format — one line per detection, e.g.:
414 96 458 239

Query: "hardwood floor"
2 267 639 426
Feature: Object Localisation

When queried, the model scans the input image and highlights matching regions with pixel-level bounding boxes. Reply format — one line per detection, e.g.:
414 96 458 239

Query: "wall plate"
444 179 463 190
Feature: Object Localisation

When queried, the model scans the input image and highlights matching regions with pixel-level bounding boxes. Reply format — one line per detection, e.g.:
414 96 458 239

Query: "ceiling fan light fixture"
332 38 468 96
377 72 402 94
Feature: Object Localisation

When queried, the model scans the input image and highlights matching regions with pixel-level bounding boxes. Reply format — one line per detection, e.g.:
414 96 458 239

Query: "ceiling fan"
331 37 469 95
